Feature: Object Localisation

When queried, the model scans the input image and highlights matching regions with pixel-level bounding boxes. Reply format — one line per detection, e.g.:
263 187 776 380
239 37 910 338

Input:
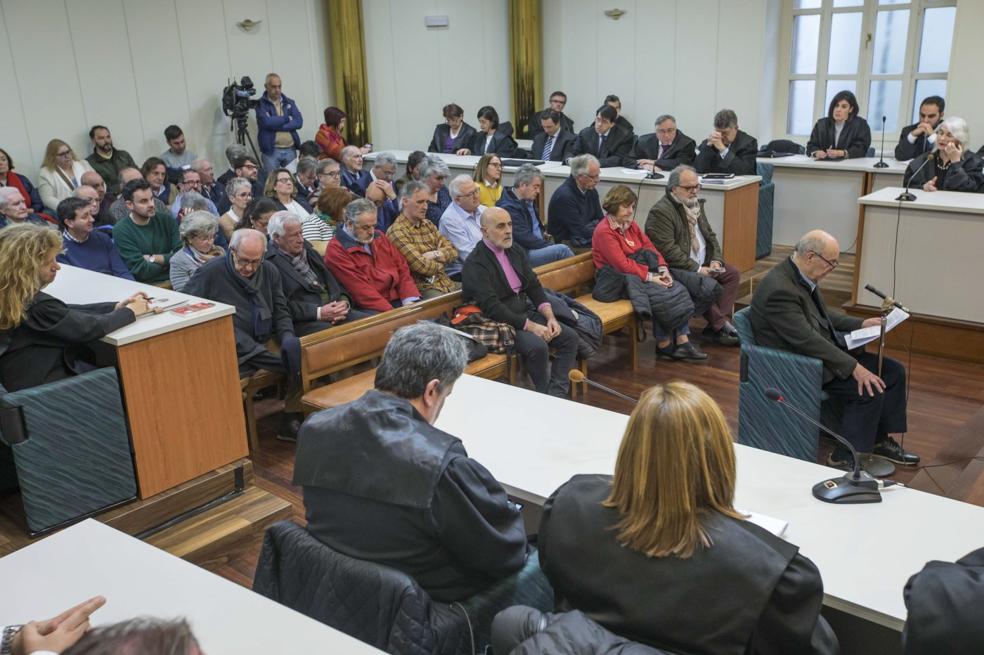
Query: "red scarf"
2 171 32 207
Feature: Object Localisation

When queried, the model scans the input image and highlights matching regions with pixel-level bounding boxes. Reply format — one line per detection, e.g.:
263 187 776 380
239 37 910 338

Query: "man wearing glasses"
527 90 575 138
749 229 918 470
645 165 740 346
546 154 603 249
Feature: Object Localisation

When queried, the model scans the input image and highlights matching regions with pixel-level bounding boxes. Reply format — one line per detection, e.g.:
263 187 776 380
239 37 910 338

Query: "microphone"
764 388 882 504
896 152 933 201
864 284 908 312
568 369 638 404
874 116 889 168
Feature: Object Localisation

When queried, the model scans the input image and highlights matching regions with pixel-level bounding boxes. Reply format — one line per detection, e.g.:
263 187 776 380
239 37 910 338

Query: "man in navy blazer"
546 154 602 249
529 111 576 163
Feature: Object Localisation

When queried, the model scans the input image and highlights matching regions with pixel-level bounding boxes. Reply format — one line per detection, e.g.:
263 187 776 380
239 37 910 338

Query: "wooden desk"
369 150 762 272
45 266 248 498
0 519 383 654
435 374 984 632
764 155 907 253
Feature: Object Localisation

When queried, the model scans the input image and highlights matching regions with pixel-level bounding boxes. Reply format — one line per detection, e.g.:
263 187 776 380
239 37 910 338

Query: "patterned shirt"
386 214 458 293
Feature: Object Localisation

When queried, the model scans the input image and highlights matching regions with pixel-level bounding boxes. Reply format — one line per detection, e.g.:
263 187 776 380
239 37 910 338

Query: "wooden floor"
213 248 984 588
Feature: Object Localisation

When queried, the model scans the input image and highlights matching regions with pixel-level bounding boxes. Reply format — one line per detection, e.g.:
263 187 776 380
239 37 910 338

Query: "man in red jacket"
324 197 420 313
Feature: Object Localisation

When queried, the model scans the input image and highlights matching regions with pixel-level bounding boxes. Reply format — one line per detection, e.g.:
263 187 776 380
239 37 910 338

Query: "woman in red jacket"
592 185 706 361
316 107 371 163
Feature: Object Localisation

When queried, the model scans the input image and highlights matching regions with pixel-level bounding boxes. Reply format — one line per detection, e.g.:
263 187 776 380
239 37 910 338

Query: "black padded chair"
0 367 137 535
253 520 553 655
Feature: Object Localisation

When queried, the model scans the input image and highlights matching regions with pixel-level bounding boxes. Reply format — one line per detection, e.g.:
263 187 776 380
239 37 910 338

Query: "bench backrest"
536 252 595 295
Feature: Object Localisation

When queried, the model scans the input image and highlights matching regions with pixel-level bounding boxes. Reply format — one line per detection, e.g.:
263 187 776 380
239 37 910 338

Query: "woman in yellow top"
473 153 503 208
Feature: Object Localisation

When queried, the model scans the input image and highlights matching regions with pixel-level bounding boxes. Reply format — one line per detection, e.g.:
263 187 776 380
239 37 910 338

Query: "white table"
763 155 907 253
0 520 383 654
855 187 984 325
369 150 762 271
44 265 248 498
436 375 984 631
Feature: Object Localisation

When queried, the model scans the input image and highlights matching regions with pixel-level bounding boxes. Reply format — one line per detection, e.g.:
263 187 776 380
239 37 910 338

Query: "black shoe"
656 343 676 360
702 326 740 346
826 446 853 470
872 436 920 466
672 341 708 362
276 413 303 443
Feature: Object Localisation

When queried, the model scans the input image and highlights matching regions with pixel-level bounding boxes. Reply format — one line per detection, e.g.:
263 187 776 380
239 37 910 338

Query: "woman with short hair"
220 177 253 240
37 139 93 213
302 186 356 255
0 224 149 391
316 106 371 162
238 197 279 235
538 380 838 655
458 105 517 157
903 117 984 193
428 103 477 154
0 146 44 213
807 90 872 160
169 211 224 291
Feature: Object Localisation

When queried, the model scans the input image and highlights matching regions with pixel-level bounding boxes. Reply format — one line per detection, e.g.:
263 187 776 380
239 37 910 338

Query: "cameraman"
256 73 303 174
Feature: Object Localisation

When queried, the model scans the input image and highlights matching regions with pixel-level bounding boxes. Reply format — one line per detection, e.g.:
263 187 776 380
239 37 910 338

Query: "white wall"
947 1 984 147
542 0 780 144
361 0 511 151
0 0 333 181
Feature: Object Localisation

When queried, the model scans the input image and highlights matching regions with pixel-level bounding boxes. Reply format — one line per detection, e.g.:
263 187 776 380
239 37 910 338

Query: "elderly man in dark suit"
694 109 758 176
569 105 634 168
529 111 576 163
462 207 578 398
546 154 603 249
630 114 696 173
749 229 918 469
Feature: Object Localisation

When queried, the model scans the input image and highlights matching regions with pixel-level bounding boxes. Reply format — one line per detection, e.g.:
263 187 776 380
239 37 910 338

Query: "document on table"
619 168 650 177
739 509 788 538
844 308 910 350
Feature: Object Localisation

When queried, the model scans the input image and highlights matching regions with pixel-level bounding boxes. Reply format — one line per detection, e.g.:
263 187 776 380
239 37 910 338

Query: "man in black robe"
293 322 530 603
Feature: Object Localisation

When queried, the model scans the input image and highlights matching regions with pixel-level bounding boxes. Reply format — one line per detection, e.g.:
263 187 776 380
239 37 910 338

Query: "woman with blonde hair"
537 381 838 654
264 167 309 216
472 153 504 208
37 139 93 213
0 223 150 391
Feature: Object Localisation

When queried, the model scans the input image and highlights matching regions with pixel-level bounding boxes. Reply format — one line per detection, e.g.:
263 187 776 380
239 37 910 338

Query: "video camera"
222 76 259 119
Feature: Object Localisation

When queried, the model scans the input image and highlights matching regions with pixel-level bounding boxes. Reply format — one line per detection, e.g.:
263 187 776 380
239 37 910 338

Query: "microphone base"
813 476 882 504
873 161 889 168
647 172 665 180
895 191 917 202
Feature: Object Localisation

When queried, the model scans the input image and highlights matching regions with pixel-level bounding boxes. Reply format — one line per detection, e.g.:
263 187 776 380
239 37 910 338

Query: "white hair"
266 211 303 238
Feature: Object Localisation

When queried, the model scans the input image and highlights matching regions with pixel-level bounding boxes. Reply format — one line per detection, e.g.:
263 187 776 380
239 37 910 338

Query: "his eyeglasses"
679 183 701 193
320 170 341 178
232 251 263 269
810 250 839 269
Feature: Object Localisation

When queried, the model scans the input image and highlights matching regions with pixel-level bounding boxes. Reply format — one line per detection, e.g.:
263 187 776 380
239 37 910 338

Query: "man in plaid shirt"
386 181 460 299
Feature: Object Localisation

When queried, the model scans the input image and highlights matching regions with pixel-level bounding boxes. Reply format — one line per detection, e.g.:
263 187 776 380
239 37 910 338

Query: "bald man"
461 207 578 398
749 230 917 469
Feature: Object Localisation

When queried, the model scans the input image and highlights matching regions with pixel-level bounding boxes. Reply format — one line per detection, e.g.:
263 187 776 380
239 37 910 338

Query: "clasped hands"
318 300 350 323
526 317 562 342
647 266 673 288
812 148 847 160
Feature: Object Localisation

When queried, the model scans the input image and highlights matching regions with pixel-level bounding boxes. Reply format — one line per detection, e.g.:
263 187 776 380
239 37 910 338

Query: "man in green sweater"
113 178 181 284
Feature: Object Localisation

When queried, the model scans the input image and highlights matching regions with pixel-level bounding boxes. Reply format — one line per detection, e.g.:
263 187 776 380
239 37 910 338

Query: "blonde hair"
473 154 501 185
0 224 62 329
41 139 75 171
604 381 741 558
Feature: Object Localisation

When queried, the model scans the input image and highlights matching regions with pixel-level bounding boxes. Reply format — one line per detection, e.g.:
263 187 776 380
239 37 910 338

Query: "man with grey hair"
750 229 918 470
265 211 365 335
339 145 371 196
694 109 758 175
184 227 303 439
293 156 319 208
419 156 453 226
463 207 578 397
293 322 538 604
170 168 219 219
645 164 740 345
192 158 228 213
438 173 485 276
324 198 420 312
546 153 602 248
630 114 696 172
0 187 50 228
497 164 573 267
387 180 459 298
316 157 342 191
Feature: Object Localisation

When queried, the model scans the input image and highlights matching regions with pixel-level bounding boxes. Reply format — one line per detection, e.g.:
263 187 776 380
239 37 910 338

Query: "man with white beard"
644 165 740 346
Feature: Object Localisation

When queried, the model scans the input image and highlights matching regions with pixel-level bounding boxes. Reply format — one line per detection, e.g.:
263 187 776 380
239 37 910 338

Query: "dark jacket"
806 116 872 159
628 131 696 170
264 241 351 336
0 293 134 392
528 109 574 138
694 130 758 175
428 122 478 154
493 607 669 655
469 122 518 158
539 475 838 655
903 546 984 655
547 175 602 248
255 92 303 154
86 148 138 198
183 254 295 365
570 124 635 168
202 181 229 215
462 240 548 331
749 257 862 384
340 168 372 196
530 129 576 162
895 124 936 161
292 390 527 603
4 172 44 213
903 151 984 192
644 192 723 271
497 187 550 251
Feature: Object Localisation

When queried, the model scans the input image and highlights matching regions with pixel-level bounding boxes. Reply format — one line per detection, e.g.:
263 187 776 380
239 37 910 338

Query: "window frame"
776 0 955 141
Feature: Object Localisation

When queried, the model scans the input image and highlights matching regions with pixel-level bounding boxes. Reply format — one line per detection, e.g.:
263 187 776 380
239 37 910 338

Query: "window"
782 0 955 138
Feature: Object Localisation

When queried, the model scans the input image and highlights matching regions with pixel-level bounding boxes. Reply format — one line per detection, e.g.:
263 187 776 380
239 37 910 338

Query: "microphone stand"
874 115 889 168
568 370 638 404
896 153 933 201
765 389 883 504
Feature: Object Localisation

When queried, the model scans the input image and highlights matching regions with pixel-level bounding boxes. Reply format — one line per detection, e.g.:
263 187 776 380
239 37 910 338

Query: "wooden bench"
300 294 512 414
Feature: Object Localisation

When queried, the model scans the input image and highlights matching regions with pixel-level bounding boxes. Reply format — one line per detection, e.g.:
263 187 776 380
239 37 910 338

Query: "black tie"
598 134 608 159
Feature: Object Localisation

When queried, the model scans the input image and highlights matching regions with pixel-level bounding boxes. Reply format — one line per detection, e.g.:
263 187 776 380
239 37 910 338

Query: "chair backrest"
253 521 465 655
535 252 594 294
733 307 756 344
0 367 136 535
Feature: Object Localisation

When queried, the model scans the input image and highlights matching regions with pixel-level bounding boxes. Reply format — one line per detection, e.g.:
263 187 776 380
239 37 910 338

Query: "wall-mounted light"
424 15 450 29
237 19 262 32
604 9 626 20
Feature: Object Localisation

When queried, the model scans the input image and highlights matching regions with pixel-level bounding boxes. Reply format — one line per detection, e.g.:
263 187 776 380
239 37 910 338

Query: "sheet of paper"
737 508 788 538
619 168 649 177
844 308 909 350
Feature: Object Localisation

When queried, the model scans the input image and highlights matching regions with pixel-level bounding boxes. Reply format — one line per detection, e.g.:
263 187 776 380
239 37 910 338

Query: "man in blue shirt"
438 174 485 278
55 197 133 279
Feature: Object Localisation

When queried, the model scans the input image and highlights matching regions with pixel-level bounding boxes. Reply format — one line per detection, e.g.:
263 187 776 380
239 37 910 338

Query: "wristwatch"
1 625 23 655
